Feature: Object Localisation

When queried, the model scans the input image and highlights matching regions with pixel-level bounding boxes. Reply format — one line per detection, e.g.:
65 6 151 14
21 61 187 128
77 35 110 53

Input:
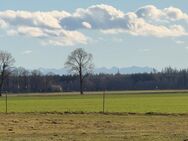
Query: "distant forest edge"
2 67 188 93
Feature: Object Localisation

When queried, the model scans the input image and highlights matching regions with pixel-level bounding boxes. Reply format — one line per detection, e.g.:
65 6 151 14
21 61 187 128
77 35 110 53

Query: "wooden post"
103 90 105 113
5 92 7 114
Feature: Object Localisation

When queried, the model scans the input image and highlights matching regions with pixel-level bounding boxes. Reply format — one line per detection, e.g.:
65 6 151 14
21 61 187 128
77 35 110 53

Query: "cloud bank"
0 4 188 46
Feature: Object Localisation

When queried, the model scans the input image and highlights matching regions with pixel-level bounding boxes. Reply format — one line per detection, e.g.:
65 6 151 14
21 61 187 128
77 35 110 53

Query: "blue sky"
0 0 188 70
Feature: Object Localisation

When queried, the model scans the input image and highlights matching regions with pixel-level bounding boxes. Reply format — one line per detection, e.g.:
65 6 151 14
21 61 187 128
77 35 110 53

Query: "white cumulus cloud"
136 5 188 21
41 29 88 46
175 40 185 44
82 22 92 29
0 4 188 46
60 4 188 37
22 50 32 54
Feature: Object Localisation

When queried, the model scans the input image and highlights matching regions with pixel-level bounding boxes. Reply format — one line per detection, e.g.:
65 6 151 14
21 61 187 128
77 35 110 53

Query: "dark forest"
2 67 188 93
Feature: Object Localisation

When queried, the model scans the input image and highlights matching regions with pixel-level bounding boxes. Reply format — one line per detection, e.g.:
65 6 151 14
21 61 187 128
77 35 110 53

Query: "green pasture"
1 92 188 113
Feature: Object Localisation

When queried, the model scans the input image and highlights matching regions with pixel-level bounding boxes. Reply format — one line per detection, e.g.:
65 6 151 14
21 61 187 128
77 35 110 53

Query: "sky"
0 0 188 70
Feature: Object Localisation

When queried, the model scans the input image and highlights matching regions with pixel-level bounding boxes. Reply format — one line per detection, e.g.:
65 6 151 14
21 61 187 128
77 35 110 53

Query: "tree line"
1 49 188 94
1 67 188 93
0 48 93 94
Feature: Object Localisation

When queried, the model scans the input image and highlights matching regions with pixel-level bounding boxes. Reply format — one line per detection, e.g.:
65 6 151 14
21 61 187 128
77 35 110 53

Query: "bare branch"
0 50 15 96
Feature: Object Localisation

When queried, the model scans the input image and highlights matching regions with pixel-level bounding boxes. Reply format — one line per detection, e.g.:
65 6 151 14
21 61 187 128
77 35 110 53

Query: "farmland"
1 113 188 141
1 91 188 141
1 91 188 113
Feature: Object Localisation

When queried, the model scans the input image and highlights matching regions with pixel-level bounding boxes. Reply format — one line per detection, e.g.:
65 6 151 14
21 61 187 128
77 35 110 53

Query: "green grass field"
1 91 188 141
1 91 188 113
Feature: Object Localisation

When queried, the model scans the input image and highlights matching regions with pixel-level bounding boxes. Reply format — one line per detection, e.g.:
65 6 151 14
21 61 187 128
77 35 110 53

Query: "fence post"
103 90 105 113
5 91 7 114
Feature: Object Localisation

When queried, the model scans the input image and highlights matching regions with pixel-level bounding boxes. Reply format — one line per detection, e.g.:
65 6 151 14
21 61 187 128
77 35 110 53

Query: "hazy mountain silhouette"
39 66 155 75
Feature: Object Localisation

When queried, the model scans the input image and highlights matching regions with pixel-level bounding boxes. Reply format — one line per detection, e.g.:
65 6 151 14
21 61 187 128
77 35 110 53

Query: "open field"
1 113 188 141
1 91 188 140
1 91 188 113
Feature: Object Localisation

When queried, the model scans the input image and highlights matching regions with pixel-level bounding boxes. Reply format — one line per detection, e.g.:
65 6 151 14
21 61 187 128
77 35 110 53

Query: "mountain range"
39 66 155 75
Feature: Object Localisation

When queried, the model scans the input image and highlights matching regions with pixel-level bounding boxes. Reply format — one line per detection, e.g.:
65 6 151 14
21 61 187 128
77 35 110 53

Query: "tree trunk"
0 85 2 96
79 66 83 95
0 68 5 97
80 79 83 94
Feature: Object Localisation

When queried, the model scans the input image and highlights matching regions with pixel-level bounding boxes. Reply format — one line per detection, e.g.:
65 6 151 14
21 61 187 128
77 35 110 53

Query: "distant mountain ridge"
95 66 155 74
39 66 155 75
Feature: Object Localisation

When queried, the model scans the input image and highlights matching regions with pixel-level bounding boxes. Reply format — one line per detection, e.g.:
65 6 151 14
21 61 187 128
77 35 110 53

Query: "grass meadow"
1 91 188 141
1 91 188 113
1 113 188 141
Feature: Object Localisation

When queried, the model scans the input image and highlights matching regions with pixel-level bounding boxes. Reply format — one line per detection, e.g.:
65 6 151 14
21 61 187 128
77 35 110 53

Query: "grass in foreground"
0 113 188 141
1 92 188 113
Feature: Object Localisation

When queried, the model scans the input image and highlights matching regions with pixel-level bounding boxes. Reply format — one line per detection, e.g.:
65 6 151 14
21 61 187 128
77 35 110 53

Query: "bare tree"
65 48 94 94
13 67 30 92
0 51 15 96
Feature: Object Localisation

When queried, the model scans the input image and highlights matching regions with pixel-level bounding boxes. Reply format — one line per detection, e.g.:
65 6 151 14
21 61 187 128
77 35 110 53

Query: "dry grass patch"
0 113 188 141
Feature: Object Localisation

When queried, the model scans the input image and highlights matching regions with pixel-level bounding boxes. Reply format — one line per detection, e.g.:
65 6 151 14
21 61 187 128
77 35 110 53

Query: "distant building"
50 85 63 92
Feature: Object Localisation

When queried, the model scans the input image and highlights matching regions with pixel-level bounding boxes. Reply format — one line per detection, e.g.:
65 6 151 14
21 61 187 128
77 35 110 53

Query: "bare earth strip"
0 113 188 141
